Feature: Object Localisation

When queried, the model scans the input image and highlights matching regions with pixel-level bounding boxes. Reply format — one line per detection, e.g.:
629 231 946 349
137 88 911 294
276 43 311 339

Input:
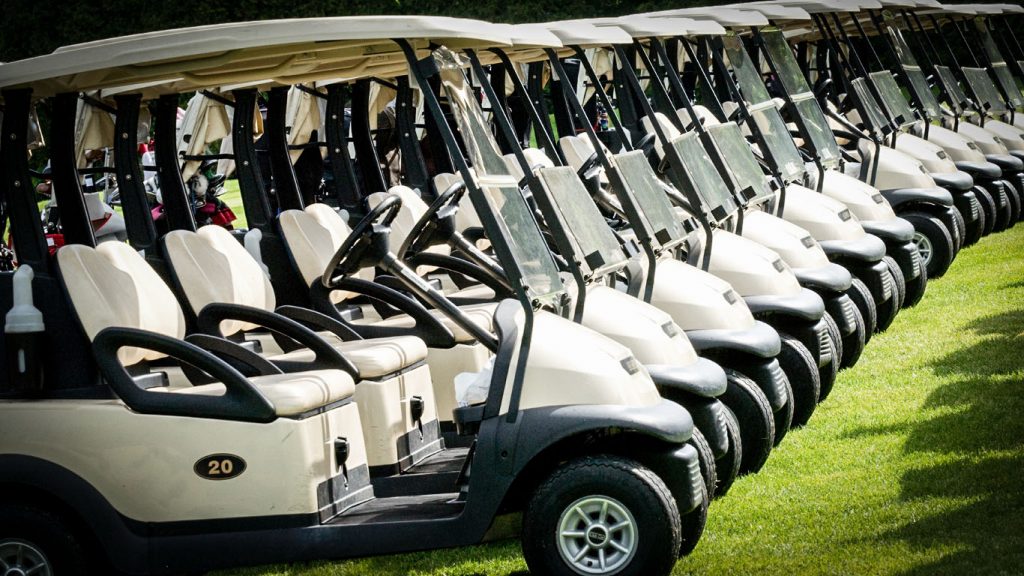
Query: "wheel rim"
556 495 637 575
0 539 52 576
913 232 933 267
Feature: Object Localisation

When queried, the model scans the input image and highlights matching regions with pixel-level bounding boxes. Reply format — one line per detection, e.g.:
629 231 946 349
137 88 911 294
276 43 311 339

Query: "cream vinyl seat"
161 224 427 378
56 241 354 418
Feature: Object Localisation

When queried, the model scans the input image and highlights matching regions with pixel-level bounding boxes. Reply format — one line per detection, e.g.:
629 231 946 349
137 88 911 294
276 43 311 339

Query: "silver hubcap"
913 231 933 267
556 496 637 575
0 540 52 576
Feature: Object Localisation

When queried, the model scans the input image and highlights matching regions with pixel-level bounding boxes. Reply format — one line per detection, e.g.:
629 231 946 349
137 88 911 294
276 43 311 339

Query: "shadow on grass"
878 311 1024 575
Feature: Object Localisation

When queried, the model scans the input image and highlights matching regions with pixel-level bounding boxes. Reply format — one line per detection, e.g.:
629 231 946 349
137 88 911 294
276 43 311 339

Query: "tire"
841 299 867 368
0 503 88 576
772 372 795 447
992 187 1012 232
778 332 821 428
961 196 985 247
688 427 718 502
847 277 877 343
902 251 928 308
523 455 683 576
883 256 907 312
678 480 709 558
904 212 955 278
721 369 775 475
820 312 843 402
1005 179 1022 225
975 186 998 236
951 205 967 251
714 406 743 498
874 267 900 333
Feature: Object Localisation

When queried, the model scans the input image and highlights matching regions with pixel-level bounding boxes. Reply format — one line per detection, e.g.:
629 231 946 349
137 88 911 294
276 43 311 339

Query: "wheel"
874 266 901 333
900 251 927 309
992 187 1012 232
961 195 985 247
523 455 683 576
904 212 955 278
847 277 877 342
817 325 839 403
0 503 88 576
721 369 775 475
687 427 718 501
975 186 998 236
946 202 962 250
1005 179 1022 225
678 480 709 558
772 371 795 447
820 312 843 402
778 332 821 428
714 406 743 498
883 256 907 312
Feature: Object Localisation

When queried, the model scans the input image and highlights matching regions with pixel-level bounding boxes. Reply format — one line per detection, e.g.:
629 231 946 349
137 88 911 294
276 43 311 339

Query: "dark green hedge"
0 0 716 61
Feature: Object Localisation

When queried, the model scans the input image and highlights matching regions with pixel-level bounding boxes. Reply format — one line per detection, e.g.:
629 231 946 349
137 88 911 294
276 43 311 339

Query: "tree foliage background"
0 0 718 61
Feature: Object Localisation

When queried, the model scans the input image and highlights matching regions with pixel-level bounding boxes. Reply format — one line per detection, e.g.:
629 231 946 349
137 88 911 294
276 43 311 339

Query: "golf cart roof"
649 8 770 28
589 17 723 39
0 16 513 98
876 0 943 7
544 21 634 47
501 24 564 48
735 3 813 22
919 4 980 15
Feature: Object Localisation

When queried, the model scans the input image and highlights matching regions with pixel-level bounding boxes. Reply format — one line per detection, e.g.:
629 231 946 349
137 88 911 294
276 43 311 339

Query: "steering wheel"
322 194 402 289
576 151 604 182
396 180 469 260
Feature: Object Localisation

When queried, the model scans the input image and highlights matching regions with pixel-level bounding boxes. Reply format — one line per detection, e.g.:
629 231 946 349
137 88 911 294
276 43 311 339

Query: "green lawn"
216 222 1024 576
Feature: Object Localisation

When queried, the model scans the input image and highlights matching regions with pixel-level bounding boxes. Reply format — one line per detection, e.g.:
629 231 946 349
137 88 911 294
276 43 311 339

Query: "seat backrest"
57 242 187 366
432 172 483 233
639 112 683 161
162 225 275 336
278 203 369 303
676 105 721 129
502 148 556 181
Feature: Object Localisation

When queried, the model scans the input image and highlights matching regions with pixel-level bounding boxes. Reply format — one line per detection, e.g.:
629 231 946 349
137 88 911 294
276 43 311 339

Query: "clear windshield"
669 131 738 221
850 78 889 137
870 71 918 129
934 65 971 111
720 35 772 103
435 48 564 303
535 166 626 278
760 29 841 168
962 67 1008 113
608 150 687 251
707 122 773 205
976 21 1024 108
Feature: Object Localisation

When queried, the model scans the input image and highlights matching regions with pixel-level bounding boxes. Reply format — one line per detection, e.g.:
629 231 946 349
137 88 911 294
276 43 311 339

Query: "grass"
216 222 1024 576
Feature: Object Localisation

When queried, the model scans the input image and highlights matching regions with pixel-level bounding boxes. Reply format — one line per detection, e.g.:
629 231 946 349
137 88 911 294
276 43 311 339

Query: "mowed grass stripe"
216 213 1024 576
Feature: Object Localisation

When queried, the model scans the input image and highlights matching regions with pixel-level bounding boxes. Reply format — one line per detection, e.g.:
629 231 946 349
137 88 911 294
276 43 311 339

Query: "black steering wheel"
396 180 469 260
576 151 603 182
322 194 402 289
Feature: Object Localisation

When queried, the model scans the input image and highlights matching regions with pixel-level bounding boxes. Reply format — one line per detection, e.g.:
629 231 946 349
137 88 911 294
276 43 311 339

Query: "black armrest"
275 305 362 342
407 252 514 301
185 334 283 378
92 327 276 423
310 278 456 349
196 302 359 378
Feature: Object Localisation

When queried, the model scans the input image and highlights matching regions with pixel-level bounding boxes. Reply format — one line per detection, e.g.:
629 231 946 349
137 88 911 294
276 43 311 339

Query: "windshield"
669 131 738 222
608 150 687 251
760 29 842 168
707 122 773 205
884 20 943 118
976 21 1024 108
535 166 627 278
850 78 890 137
934 65 971 111
720 35 772 103
870 71 917 129
961 67 1008 113
435 48 564 303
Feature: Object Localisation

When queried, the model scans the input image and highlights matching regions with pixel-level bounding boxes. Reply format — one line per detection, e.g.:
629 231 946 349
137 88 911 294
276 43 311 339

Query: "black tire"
688 427 718 502
820 312 843 401
523 455 683 576
847 277 877 343
874 266 901 333
772 372 795 447
883 256 906 311
1005 179 1022 226
0 503 88 576
842 299 867 368
904 212 955 278
817 325 839 403
778 332 821 428
678 480 709 558
992 187 1012 232
714 406 743 498
975 186 998 236
950 204 967 251
961 196 985 247
721 369 775 475
901 251 927 308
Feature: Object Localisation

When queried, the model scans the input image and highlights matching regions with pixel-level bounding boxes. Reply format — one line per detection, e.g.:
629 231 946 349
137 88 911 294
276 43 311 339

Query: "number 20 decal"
194 454 247 480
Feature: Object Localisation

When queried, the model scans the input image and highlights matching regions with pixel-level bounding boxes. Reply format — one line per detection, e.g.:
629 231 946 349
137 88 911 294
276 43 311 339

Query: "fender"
744 287 825 323
791 262 853 294
954 160 1001 180
929 171 973 192
647 358 728 399
686 320 781 359
858 217 916 244
819 234 887 263
986 154 1023 173
879 187 954 210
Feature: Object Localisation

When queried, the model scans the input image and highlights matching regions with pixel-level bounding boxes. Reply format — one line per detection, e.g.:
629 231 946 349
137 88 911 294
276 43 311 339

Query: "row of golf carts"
0 1 1021 574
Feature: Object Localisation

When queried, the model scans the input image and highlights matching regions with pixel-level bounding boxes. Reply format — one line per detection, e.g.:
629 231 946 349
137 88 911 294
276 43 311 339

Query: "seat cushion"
268 335 428 379
371 302 497 344
160 369 355 417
